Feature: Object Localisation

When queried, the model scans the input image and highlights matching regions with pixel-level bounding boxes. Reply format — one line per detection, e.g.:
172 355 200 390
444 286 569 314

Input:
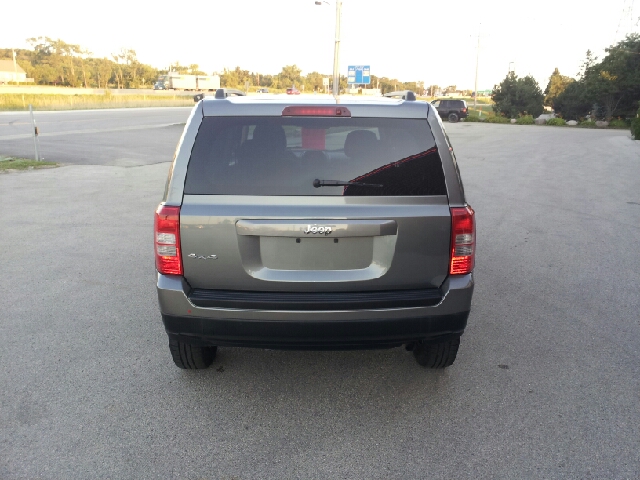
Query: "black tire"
448 112 459 123
169 337 216 369
413 336 461 368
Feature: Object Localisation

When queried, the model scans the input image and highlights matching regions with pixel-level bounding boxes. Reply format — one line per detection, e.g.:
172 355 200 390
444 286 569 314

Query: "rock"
510 119 517 124
534 118 547 125
567 120 578 126
536 113 555 121
595 121 609 127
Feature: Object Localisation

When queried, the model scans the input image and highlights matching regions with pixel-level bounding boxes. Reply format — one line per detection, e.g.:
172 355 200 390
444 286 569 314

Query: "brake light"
282 106 351 117
461 107 467 113
449 206 475 275
154 204 183 275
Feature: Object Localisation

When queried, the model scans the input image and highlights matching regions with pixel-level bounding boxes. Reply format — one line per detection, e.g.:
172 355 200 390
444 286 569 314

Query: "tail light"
461 107 467 113
449 206 475 275
155 204 183 275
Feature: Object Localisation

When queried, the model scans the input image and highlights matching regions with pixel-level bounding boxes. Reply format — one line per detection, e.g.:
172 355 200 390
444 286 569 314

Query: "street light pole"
332 0 342 96
508 61 515 74
12 48 18 83
316 0 342 96
473 30 480 111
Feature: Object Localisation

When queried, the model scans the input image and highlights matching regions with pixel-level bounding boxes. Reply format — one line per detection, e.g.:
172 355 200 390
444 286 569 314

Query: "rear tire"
448 113 459 123
169 337 216 369
413 336 461 368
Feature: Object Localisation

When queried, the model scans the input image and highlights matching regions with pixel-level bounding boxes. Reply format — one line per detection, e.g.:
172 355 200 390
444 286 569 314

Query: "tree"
278 64 302 88
305 71 328 91
544 68 574 107
4 38 160 89
587 34 640 118
555 36 640 120
169 62 190 74
553 82 590 120
26 37 79 85
492 72 544 118
94 58 113 89
220 66 247 88
188 64 206 75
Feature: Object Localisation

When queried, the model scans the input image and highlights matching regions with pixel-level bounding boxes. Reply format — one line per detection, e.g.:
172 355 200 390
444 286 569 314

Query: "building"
0 59 28 84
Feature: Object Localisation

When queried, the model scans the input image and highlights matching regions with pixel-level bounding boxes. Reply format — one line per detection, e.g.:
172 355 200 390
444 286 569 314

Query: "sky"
1 0 638 90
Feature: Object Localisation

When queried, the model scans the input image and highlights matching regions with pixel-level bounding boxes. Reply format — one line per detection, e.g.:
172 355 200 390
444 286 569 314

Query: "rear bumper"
163 312 468 349
157 273 473 349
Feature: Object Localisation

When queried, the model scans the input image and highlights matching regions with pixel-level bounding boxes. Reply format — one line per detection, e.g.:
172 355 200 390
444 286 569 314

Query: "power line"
616 0 635 40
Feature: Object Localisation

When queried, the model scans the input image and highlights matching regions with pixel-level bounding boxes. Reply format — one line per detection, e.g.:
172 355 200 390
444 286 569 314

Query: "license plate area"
260 236 373 271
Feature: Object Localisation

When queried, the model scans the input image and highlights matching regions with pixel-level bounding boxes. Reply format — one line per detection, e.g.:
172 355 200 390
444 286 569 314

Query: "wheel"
448 112 459 123
169 337 216 369
412 336 461 368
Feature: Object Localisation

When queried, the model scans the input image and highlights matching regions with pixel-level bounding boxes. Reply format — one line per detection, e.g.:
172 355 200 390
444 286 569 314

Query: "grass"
468 106 495 117
484 115 510 124
0 157 58 171
608 119 629 129
516 115 535 125
0 94 194 111
546 118 566 126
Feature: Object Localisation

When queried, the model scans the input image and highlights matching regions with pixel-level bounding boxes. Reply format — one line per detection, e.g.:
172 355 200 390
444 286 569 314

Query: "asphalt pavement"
0 108 191 165
1 119 639 478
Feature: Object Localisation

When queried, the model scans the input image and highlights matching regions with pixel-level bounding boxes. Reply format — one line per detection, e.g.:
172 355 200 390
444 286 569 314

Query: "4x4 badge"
187 254 218 260
303 225 332 235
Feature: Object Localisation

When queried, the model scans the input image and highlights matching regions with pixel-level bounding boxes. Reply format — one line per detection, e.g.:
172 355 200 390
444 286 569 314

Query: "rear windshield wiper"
313 179 383 188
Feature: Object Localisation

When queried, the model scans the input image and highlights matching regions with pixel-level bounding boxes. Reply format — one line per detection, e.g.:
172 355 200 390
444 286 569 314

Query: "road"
1 119 639 478
0 108 191 165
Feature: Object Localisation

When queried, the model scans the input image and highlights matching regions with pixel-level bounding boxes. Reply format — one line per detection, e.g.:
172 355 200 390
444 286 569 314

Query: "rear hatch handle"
236 220 397 238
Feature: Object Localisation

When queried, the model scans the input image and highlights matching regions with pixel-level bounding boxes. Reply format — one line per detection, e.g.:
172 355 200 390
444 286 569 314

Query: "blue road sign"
347 65 371 85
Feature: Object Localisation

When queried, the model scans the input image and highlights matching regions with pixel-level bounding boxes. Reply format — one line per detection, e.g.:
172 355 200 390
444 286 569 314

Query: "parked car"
256 88 269 94
286 87 301 95
430 99 468 122
155 88 475 369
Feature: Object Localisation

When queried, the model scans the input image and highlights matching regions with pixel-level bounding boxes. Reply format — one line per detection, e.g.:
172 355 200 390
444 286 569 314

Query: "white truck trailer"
195 75 220 91
154 74 220 91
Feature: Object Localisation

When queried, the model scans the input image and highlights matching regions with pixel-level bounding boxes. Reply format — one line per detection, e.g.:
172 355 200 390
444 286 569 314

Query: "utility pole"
332 0 342 96
473 27 480 111
12 49 18 83
314 0 342 96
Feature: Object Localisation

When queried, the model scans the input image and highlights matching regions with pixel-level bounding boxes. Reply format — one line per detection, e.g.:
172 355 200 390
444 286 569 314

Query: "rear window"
184 116 447 196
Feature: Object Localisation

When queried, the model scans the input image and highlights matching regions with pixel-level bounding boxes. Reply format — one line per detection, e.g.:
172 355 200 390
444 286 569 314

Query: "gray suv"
155 89 475 369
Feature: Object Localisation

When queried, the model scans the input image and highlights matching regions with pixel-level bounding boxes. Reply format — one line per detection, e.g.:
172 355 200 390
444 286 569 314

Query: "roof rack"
214 88 246 99
383 90 417 101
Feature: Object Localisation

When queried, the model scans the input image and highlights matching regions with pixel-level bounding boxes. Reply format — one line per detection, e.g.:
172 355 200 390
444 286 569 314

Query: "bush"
608 119 628 128
578 120 597 128
464 115 484 122
516 115 535 125
631 118 640 140
492 72 544 118
484 115 510 124
546 118 566 126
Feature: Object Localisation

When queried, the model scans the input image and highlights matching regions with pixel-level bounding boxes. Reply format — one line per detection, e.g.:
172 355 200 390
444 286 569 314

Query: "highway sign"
347 65 371 85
